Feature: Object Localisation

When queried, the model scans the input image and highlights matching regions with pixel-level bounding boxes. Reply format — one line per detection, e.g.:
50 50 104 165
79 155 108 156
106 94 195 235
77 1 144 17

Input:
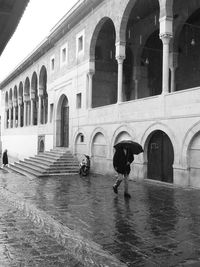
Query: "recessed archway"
90 17 117 108
31 72 38 125
123 0 161 100
147 130 174 183
56 95 69 147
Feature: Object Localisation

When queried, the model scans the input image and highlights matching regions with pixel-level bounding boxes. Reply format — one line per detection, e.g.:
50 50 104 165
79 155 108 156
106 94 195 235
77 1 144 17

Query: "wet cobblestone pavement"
1 169 200 266
0 193 82 266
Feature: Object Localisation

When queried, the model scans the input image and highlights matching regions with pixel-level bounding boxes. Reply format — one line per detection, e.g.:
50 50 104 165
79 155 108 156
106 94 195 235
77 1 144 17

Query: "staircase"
6 148 79 179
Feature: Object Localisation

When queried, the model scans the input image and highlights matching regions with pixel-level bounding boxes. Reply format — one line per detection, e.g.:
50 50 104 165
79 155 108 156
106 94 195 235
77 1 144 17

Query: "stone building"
1 0 200 187
0 0 30 155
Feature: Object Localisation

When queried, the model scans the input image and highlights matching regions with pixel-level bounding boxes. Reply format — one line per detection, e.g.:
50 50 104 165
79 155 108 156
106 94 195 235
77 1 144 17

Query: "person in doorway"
2 149 8 167
113 147 134 198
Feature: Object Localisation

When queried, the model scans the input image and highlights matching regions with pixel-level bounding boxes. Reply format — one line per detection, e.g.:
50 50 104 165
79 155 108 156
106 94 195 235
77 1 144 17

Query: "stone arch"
39 65 48 124
73 129 87 161
181 121 200 167
5 91 9 128
31 72 38 125
38 135 45 153
9 88 12 104
39 65 47 92
141 122 179 165
119 0 161 100
55 94 69 147
90 128 109 174
18 82 24 127
31 72 38 97
119 0 160 43
5 91 8 107
111 125 135 156
90 16 116 60
90 17 117 107
18 82 23 99
181 121 200 188
24 77 30 98
24 77 31 126
89 127 109 156
13 86 17 101
174 4 200 91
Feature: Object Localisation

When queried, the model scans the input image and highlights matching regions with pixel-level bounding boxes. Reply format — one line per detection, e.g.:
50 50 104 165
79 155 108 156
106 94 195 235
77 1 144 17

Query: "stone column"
88 70 94 108
116 42 126 103
38 95 42 125
30 98 34 126
160 35 171 94
13 102 17 128
134 80 138 99
38 87 44 125
116 57 125 103
24 101 27 127
27 101 30 126
169 52 178 92
9 106 12 128
18 103 21 127
159 17 173 94
18 97 22 127
5 108 8 128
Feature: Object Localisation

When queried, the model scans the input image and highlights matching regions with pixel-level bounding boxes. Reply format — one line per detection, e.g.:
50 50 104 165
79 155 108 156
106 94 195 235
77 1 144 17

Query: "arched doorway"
91 132 107 174
91 18 117 108
56 95 69 147
147 130 174 183
124 0 160 99
175 8 200 91
188 132 200 188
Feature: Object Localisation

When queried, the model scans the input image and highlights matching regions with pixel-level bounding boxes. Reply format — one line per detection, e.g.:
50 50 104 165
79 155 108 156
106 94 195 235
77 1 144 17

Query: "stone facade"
1 0 200 188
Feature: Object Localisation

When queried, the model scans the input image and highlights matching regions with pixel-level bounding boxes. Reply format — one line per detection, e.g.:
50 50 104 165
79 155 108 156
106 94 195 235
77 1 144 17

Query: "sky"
0 0 78 82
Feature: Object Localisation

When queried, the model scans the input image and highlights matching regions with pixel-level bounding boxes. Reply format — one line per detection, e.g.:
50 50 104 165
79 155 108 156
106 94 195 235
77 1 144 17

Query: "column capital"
18 98 22 105
116 56 125 64
39 86 44 96
88 70 95 77
159 33 172 44
13 100 18 107
115 42 126 59
159 16 173 37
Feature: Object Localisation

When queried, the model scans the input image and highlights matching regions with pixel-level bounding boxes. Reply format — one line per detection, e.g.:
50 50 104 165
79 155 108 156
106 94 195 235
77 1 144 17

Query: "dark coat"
2 151 8 165
113 148 134 175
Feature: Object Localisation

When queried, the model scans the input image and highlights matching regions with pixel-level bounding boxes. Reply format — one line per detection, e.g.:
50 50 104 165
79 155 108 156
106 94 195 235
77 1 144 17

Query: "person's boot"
124 192 131 198
113 180 122 194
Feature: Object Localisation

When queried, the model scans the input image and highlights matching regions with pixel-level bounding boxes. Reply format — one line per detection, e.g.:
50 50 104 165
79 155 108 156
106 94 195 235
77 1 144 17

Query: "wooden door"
61 106 69 147
148 131 174 183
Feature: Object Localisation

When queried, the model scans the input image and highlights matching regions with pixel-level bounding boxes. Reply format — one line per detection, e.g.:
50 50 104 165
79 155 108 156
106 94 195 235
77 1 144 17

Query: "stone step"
52 161 79 166
36 153 61 160
29 156 55 164
19 161 48 172
8 163 39 179
14 162 45 176
6 149 79 178
24 158 51 168
48 168 79 173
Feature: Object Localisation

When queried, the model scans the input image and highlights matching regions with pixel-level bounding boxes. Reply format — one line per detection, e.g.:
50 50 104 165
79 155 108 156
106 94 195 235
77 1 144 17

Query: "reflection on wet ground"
1 170 200 266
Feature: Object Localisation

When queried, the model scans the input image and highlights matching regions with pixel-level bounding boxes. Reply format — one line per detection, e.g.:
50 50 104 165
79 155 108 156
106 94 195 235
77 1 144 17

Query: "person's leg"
124 174 131 198
113 174 123 194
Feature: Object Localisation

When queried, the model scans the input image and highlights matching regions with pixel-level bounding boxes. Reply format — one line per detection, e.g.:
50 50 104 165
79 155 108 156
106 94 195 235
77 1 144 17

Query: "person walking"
113 147 134 198
2 149 8 167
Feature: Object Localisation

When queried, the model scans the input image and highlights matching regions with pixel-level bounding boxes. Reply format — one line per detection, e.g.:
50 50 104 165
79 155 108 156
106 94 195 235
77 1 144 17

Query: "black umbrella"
114 140 144 155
